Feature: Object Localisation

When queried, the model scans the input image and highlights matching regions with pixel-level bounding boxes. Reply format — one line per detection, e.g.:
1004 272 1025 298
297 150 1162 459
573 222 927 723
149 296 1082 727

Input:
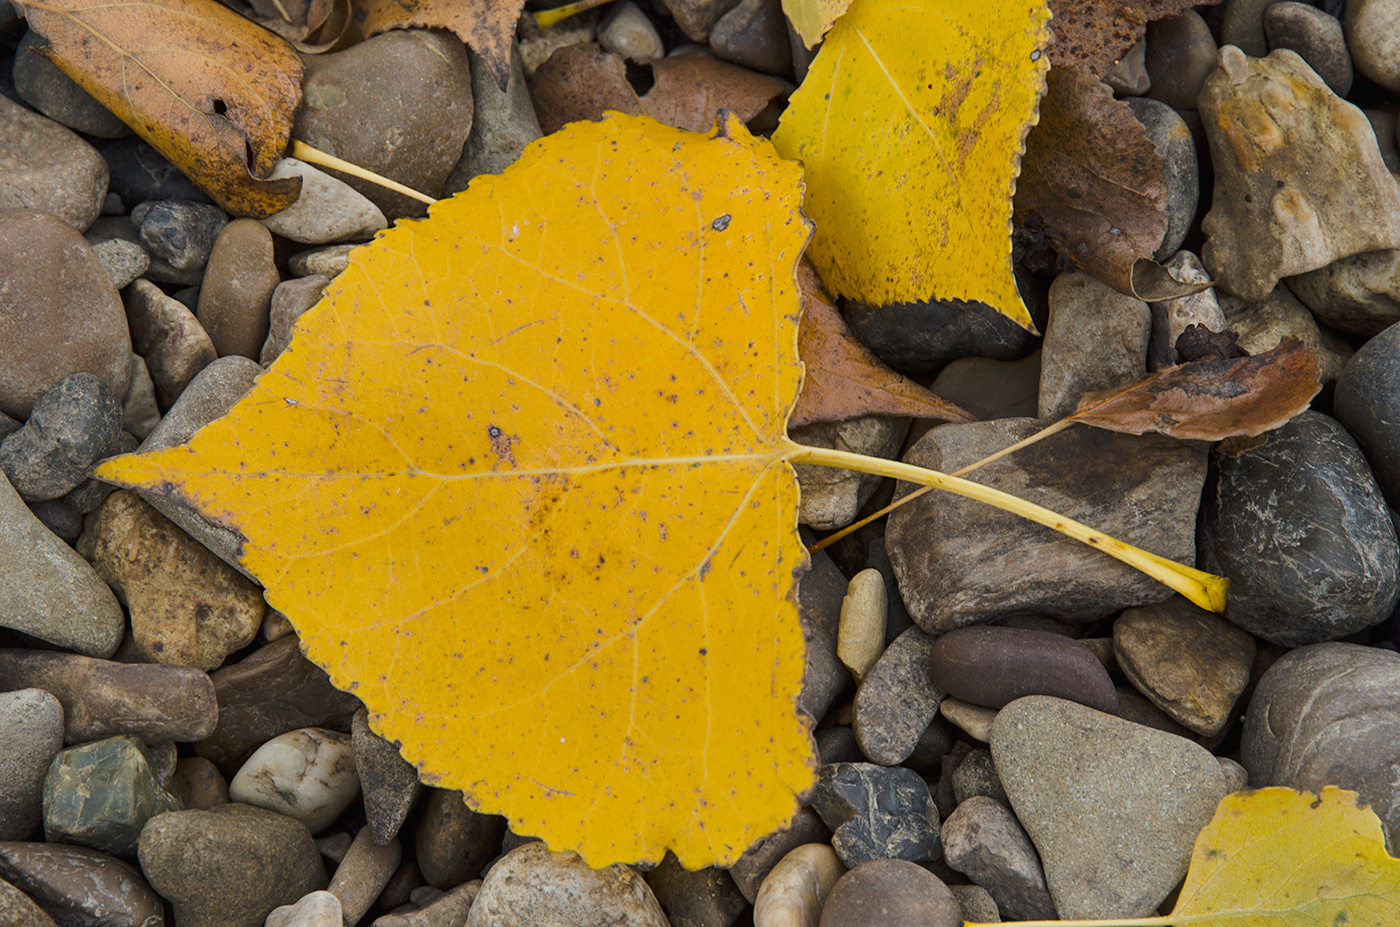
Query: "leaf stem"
535 0 621 28
808 418 1078 553
964 918 1173 927
289 141 438 205
785 443 1228 613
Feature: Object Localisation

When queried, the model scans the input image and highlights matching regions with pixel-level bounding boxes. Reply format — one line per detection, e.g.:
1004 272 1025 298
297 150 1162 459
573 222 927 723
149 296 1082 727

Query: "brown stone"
0 96 108 231
727 806 831 903
0 649 216 744
123 279 217 409
853 627 945 766
78 491 265 670
1113 596 1256 736
0 841 164 927
818 860 961 927
930 626 1118 715
1200 48 1400 300
644 853 746 927
414 788 504 889
197 219 279 359
169 757 229 810
0 877 56 927
0 211 130 420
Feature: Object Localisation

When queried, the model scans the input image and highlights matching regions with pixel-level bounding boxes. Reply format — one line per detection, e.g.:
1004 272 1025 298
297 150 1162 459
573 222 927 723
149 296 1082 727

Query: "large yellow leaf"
772 0 1051 328
96 113 816 869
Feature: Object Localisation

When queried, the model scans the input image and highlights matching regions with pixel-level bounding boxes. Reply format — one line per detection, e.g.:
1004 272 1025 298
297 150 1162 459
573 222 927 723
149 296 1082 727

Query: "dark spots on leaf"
712 214 731 231
699 648 708 656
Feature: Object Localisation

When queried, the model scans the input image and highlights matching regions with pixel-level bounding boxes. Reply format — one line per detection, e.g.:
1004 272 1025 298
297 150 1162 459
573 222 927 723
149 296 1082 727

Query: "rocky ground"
4 1 1400 926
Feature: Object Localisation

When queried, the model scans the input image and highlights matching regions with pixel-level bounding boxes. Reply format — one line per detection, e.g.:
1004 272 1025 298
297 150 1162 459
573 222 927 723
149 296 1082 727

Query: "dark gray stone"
812 763 941 868
131 200 228 271
85 215 202 286
138 804 327 927
11 31 130 138
930 352 1041 422
42 736 178 858
0 374 123 501
816 726 863 765
1336 323 1400 507
353 709 422 846
888 419 1206 631
799 550 854 724
843 290 1038 378
1199 411 1400 645
950 749 1008 807
1126 98 1198 261
444 45 541 195
24 497 82 542
725 806 830 902
852 627 945 766
710 0 790 75
413 788 503 889
929 626 1119 714
91 136 211 206
942 795 1056 921
1145 10 1217 110
1263 2 1352 95
644 853 746 927
818 860 962 927
0 841 165 927
1241 642 1400 849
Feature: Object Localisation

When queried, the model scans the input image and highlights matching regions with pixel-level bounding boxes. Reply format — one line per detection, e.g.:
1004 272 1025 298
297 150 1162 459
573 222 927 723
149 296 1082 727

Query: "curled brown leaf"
353 0 529 91
1048 0 1224 77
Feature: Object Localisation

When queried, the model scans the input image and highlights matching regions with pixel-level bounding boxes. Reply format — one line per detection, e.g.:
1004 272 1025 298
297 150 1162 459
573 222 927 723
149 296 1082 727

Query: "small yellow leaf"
781 0 854 48
1168 786 1400 927
772 0 1051 328
96 113 816 869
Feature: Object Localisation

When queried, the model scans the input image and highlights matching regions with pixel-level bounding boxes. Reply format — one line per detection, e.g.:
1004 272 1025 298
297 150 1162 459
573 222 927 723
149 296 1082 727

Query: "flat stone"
1113 596 1256 735
1200 48 1400 301
656 0 743 41
1347 0 1400 93
0 649 217 744
85 214 202 286
948 884 999 924
120 355 160 440
942 796 1056 921
726 807 831 903
950 749 1008 806
837 568 886 683
92 239 150 290
1198 411 1400 645
0 373 123 501
138 804 327 927
843 293 1038 377
1126 100 1199 260
1264 2 1352 95
888 419 1205 630
1221 0 1275 56
990 696 1230 919
169 757 229 810
852 627 944 767
262 276 329 365
1145 10 1216 111
0 474 125 656
644 853 746 927
817 860 961 927
266 891 341 927
939 698 997 743
1038 271 1150 420
78 490 265 669
0 690 64 841
329 830 401 926
414 787 504 889
295 30 472 219
1241 642 1400 848
0 841 164 927
1335 322 1400 507
288 244 358 279
197 219 279 359
0 877 56 927
598 3 665 61
1288 249 1400 337
711 0 790 75
1115 685 1193 737
751 843 843 927
41 735 178 858
195 636 362 773
792 416 908 529
259 158 386 245
1147 252 1225 369
123 279 217 409
11 31 129 138
0 95 107 230
466 842 667 927
929 626 1118 715
131 200 228 271
931 352 1041 421
0 211 131 420
353 709 421 845
1104 39 1149 96
798 549 854 725
445 43 542 193
812 763 941 868
371 879 478 927
229 728 360 835
1218 284 1352 384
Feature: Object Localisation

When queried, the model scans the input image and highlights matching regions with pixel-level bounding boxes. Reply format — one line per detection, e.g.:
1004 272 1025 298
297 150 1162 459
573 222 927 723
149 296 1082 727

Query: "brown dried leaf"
14 0 303 218
1070 337 1321 440
530 46 785 136
226 0 352 53
790 265 974 428
353 0 528 90
1015 66 1204 301
1048 0 1224 77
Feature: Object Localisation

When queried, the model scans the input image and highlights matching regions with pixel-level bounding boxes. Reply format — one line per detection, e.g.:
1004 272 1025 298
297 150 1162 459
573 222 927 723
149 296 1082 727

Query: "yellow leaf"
13 0 303 218
772 0 1051 328
1169 787 1400 927
96 112 817 869
781 0 854 48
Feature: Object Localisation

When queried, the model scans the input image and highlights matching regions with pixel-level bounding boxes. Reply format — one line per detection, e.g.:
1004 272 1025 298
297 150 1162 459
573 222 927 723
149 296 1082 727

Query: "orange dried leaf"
354 0 528 91
792 265 974 427
772 0 1051 328
13 0 303 217
1071 337 1322 440
95 113 816 869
